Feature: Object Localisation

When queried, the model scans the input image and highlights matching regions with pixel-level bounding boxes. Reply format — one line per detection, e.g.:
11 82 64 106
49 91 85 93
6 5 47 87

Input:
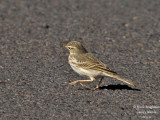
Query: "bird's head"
65 41 87 54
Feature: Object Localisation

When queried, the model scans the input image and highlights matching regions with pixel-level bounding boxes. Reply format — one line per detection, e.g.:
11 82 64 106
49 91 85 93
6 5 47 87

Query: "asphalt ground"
0 0 160 120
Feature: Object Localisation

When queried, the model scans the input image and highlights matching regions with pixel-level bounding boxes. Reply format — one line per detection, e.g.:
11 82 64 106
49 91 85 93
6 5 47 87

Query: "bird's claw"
91 86 99 91
69 81 78 86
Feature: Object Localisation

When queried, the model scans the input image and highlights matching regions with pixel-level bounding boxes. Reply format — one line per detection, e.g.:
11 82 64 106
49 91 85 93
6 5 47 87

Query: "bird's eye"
68 47 73 50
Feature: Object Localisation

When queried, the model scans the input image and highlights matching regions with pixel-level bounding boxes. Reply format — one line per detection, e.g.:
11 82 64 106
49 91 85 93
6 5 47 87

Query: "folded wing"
76 53 117 74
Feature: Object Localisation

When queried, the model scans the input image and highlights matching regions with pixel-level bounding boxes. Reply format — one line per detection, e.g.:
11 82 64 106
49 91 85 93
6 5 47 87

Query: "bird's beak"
64 45 67 48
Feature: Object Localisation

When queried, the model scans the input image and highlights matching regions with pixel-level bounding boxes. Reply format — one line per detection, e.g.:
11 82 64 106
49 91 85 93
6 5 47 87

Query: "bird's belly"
70 65 102 77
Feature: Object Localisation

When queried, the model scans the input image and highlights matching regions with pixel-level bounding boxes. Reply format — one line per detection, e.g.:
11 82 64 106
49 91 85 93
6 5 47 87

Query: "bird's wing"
76 53 117 74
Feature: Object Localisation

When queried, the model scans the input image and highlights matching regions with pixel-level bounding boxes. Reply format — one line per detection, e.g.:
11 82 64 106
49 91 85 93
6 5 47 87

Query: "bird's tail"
104 71 135 87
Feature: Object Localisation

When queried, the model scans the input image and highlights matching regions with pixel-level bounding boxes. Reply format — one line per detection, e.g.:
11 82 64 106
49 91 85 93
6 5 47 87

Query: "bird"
65 41 135 90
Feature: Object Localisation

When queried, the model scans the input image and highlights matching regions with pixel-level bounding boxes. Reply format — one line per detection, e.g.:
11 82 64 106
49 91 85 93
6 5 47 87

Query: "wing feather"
75 53 117 74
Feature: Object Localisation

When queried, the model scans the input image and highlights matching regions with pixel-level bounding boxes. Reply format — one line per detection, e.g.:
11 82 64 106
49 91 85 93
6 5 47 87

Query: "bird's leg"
69 79 94 85
97 77 104 87
91 77 104 90
69 77 95 86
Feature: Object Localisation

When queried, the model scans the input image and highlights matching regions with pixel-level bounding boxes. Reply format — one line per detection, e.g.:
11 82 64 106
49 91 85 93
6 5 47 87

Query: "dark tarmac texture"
0 0 160 119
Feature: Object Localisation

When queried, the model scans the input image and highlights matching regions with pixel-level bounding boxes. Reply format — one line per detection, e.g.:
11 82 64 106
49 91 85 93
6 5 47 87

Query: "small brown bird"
65 41 135 90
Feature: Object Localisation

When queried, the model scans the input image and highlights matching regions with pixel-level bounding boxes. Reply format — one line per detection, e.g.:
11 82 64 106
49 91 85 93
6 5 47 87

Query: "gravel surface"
0 0 160 120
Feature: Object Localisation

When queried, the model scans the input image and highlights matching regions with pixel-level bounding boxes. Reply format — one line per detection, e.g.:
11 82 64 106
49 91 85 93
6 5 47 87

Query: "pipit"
65 41 135 90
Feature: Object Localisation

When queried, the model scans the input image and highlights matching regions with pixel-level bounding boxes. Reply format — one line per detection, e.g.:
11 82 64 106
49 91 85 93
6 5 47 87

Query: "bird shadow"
99 84 141 91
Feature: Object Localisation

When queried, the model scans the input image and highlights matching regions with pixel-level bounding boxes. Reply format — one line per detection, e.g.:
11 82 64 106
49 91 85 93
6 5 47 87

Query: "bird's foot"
69 81 78 86
91 85 100 91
